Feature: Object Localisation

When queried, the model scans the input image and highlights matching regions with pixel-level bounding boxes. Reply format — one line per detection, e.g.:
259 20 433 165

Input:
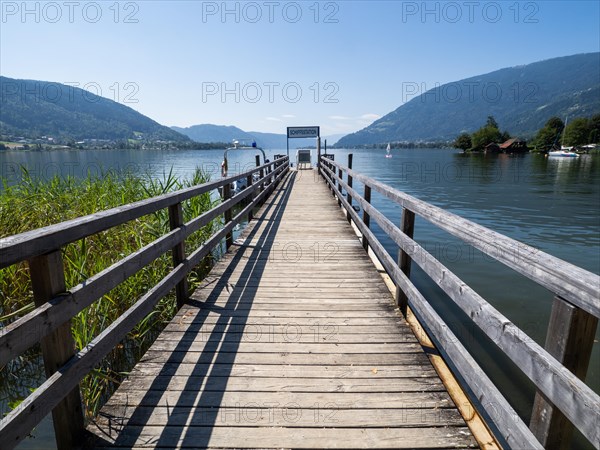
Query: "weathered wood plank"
100 389 456 410
128 363 438 378
139 350 430 366
89 425 476 449
92 406 465 428
145 341 425 354
117 375 444 393
154 331 417 344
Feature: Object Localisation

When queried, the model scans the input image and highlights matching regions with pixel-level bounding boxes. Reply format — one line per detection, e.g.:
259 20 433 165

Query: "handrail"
0 159 279 269
322 159 599 318
319 156 599 450
0 156 289 449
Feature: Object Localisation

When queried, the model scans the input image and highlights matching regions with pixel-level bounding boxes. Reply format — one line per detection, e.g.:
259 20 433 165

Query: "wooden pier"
1 154 598 450
86 169 477 448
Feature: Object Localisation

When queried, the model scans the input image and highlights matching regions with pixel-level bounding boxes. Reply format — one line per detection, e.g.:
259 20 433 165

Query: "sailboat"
548 117 579 158
385 143 392 158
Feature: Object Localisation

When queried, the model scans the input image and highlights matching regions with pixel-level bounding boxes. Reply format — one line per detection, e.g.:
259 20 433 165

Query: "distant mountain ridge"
337 53 600 146
0 76 189 142
172 124 343 149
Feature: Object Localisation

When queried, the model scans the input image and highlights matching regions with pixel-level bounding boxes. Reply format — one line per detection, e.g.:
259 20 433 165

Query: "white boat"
385 143 392 158
548 116 578 157
548 147 578 158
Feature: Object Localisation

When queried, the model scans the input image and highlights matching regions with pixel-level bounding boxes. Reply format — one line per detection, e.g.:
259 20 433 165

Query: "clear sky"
1 1 599 136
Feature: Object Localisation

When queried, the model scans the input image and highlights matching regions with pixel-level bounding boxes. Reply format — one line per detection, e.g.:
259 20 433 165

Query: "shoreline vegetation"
452 114 600 153
0 168 219 420
0 138 231 152
2 113 599 154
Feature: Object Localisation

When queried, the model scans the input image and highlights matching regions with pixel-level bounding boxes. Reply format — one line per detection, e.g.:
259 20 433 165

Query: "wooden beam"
395 208 415 316
28 251 84 450
223 183 233 249
347 153 353 223
257 155 264 202
530 296 599 449
169 202 188 308
337 167 343 206
361 185 371 252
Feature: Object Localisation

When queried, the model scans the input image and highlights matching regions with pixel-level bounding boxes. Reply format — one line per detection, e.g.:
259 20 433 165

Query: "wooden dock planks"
87 169 477 449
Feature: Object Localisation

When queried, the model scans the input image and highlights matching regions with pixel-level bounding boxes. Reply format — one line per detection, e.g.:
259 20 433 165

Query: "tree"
587 114 600 143
563 117 590 146
486 116 499 129
532 116 564 150
546 116 565 131
453 133 472 151
470 117 503 151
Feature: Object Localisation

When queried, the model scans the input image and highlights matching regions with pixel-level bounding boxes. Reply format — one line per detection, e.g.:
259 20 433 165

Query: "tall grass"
0 167 218 418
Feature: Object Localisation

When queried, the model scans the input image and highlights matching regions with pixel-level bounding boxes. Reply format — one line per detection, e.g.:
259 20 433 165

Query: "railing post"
223 182 233 249
29 251 84 450
337 167 343 207
246 173 254 221
346 154 353 223
317 138 321 176
256 155 264 202
395 208 415 316
168 202 188 308
529 296 598 449
361 185 371 251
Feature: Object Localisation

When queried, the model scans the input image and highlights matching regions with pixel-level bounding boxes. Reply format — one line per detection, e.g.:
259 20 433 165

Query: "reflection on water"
2 147 598 449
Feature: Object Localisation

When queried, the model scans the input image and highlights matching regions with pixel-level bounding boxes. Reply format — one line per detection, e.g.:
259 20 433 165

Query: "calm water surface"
2 147 599 449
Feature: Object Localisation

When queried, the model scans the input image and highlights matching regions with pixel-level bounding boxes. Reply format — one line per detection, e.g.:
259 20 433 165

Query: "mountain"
0 76 189 142
171 124 250 143
337 53 600 146
172 124 332 149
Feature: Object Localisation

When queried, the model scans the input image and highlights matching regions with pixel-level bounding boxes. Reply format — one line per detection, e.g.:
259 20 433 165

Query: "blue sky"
1 1 599 136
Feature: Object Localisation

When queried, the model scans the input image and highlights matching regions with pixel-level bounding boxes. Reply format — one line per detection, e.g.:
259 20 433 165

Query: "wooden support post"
168 202 188 308
337 167 343 207
256 155 264 202
346 154 353 223
361 185 371 251
246 173 254 221
29 251 84 450
317 138 321 175
529 296 598 450
395 208 415 316
331 162 336 195
223 183 233 249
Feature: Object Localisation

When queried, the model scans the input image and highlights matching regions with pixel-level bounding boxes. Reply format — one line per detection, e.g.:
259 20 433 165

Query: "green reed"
0 167 219 419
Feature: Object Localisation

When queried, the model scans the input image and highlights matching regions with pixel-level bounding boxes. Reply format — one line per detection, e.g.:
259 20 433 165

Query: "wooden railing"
0 156 289 449
320 155 599 450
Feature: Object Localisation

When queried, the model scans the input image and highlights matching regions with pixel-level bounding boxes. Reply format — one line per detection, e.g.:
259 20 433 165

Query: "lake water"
2 147 599 449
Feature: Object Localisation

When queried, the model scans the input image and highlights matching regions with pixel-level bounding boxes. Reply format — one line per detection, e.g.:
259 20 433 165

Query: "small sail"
385 143 392 158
